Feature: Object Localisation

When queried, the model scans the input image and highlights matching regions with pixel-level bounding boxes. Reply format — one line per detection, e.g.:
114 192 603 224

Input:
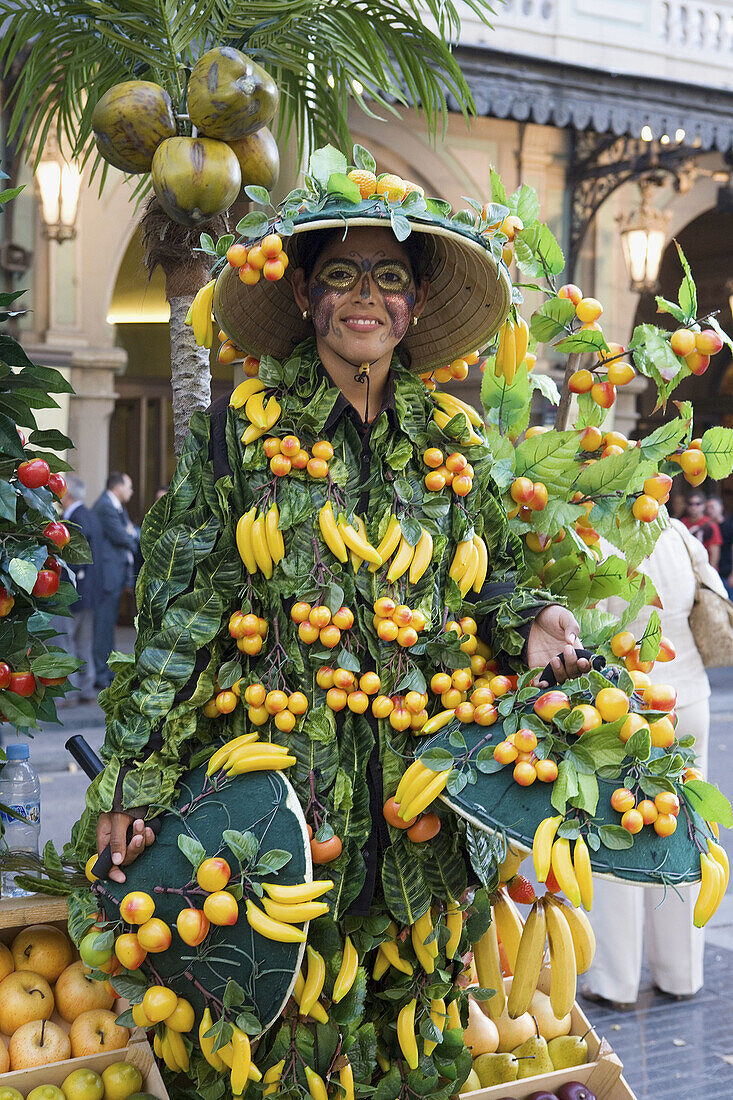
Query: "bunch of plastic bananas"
411 909 438 974
318 502 384 569
240 390 282 445
229 376 265 410
448 534 489 597
433 390 484 431
236 503 285 579
494 315 529 385
372 517 434 584
395 760 453 822
694 838 729 927
246 897 307 943
154 1026 190 1073
432 405 483 446
206 732 260 776
184 279 216 349
373 920 413 978
532 816 593 910
223 741 295 776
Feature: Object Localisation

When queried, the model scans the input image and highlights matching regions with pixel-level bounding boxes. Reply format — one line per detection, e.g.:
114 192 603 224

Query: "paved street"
2 635 732 1099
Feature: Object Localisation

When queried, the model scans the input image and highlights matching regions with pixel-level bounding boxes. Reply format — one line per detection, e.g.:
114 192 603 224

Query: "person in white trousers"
584 518 726 1006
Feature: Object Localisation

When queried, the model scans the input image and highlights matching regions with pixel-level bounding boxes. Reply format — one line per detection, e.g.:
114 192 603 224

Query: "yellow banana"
434 391 483 427
395 760 427 805
573 835 594 911
206 732 259 776
551 837 581 908
472 919 506 1021
708 839 730 891
532 815 562 883
380 938 414 976
230 377 265 408
387 536 415 583
399 768 452 821
236 507 258 574
300 945 326 1016
546 895 595 973
445 899 463 959
263 880 334 904
420 710 456 737
694 853 725 927
153 1033 163 1059
433 407 482 444
424 997 446 1056
262 396 281 428
472 535 489 593
371 515 403 572
245 899 307 942
160 1029 180 1073
184 301 194 326
372 945 390 979
263 1060 285 1097
319 502 348 563
230 1027 252 1095
494 323 507 379
459 541 480 597
190 281 216 348
262 897 330 923
333 935 359 1002
492 890 524 972
514 316 529 368
446 998 461 1031
339 520 382 566
305 1066 328 1100
199 1007 225 1071
225 743 296 771
292 971 329 1023
265 503 285 563
349 515 369 572
543 898 577 1019
245 391 268 429
242 423 266 445
507 899 546 1019
397 999 419 1069
168 1027 190 1072
409 528 434 584
339 1060 355 1100
411 909 438 974
449 540 473 582
251 514 273 579
710 820 720 839
376 1052 390 1073
226 751 296 775
248 1062 262 1082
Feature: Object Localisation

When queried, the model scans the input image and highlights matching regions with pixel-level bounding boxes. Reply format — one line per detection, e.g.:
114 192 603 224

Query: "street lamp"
35 140 82 242
617 180 670 292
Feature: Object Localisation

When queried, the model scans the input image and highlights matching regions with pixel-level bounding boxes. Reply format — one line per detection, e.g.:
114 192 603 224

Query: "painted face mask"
310 256 416 343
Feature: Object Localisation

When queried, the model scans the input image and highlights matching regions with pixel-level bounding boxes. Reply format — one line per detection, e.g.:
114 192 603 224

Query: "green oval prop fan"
94 761 311 1036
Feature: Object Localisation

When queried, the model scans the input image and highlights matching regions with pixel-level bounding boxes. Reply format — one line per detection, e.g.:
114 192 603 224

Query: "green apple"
27 1088 65 1100
62 1069 104 1100
0 1088 25 1100
101 1063 143 1100
79 931 113 969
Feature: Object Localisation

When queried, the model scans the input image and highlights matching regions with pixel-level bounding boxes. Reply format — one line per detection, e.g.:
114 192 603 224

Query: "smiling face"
291 228 429 368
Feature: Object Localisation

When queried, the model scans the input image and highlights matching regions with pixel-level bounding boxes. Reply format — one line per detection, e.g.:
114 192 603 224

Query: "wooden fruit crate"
0 1038 167 1099
462 971 625 1099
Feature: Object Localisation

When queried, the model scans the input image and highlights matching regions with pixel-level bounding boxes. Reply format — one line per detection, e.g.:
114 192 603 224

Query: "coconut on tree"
0 0 499 451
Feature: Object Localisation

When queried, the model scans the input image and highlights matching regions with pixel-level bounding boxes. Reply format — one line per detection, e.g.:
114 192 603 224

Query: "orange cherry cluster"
670 327 723 378
317 665 384 716
217 335 261 372
611 786 680 837
419 350 479 389
670 438 708 487
444 615 498 661
493 727 559 785
429 654 509 713
228 610 268 655
291 601 354 649
508 476 548 520
423 448 474 496
372 596 427 648
265 436 333 478
227 234 288 285
494 214 524 266
242 682 308 732
610 628 676 673
631 472 673 523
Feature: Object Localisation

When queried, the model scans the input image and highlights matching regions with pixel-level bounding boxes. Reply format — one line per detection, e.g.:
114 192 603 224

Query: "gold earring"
302 309 310 321
412 315 419 326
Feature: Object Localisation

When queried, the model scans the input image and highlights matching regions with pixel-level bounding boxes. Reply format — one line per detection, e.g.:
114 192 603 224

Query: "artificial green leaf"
700 427 733 480
683 780 733 827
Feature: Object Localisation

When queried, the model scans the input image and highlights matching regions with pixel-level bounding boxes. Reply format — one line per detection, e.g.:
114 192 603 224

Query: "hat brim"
213 213 512 373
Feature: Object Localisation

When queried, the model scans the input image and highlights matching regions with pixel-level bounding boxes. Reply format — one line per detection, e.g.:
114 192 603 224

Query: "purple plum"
555 1085 597 1100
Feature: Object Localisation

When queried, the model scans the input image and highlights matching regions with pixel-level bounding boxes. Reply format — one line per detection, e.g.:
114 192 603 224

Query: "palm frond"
0 0 499 173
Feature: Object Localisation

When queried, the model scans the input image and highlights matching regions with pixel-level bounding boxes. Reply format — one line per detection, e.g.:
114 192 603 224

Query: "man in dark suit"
92 471 138 688
54 474 104 703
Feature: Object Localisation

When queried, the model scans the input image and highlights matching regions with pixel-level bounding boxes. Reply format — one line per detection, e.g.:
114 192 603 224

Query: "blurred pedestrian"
683 490 722 568
705 497 733 596
92 472 138 688
53 475 103 704
584 518 728 1007
669 489 687 520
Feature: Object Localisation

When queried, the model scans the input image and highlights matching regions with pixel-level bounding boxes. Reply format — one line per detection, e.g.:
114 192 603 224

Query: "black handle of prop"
65 734 160 880
538 648 605 688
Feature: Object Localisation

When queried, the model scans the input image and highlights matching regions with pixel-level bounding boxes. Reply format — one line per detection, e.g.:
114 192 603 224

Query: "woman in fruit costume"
91 157 590 1096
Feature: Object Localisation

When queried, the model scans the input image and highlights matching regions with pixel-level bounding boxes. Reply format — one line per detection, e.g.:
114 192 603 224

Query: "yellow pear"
463 998 500 1056
529 989 572 1040
459 1068 481 1094
494 1005 536 1052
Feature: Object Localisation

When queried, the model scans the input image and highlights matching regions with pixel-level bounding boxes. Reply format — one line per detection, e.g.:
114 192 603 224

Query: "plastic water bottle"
0 744 41 898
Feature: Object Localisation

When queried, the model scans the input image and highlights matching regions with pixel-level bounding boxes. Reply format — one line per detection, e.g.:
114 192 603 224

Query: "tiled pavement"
4 640 733 1100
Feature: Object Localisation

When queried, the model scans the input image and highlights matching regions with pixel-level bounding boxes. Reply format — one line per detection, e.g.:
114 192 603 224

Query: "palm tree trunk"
168 294 212 455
